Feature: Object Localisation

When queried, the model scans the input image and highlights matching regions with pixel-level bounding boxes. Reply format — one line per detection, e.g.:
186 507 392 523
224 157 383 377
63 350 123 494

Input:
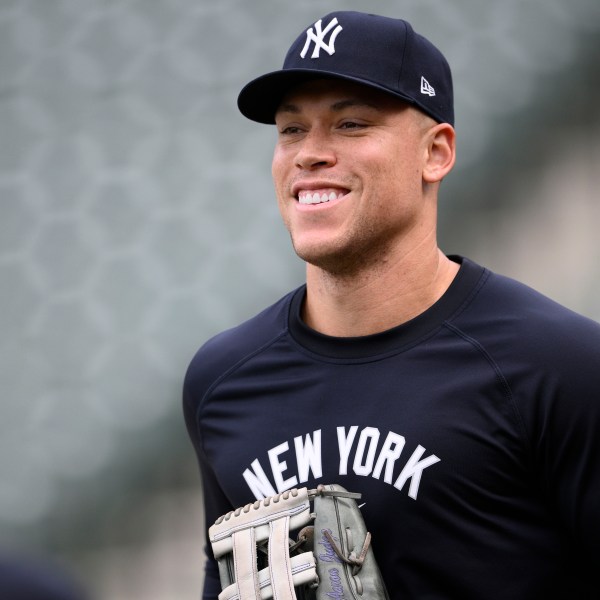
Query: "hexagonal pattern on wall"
0 0 599 560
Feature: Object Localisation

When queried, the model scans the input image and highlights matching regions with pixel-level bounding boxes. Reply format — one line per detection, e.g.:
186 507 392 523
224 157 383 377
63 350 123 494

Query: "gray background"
1 0 599 598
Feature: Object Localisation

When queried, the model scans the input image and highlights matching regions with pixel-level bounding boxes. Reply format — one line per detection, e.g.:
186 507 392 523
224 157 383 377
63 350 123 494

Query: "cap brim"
237 69 419 125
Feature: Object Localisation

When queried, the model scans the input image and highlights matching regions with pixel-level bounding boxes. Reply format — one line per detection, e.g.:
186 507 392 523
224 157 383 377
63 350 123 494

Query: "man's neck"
302 246 459 337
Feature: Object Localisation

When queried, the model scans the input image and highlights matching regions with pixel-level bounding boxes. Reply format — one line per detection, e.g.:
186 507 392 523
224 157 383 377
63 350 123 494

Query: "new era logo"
300 17 344 59
421 76 436 97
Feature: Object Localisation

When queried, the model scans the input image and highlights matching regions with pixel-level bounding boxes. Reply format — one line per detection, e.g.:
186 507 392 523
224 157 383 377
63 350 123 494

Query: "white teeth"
298 191 342 205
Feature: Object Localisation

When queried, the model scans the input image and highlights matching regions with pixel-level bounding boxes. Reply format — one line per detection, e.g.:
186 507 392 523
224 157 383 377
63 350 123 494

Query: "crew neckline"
287 256 487 359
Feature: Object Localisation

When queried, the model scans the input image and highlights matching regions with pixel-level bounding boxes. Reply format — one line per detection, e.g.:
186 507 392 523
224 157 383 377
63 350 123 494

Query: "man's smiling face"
272 79 437 275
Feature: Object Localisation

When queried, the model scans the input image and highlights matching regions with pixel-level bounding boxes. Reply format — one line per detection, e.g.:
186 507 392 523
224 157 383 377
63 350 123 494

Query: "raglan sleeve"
522 313 600 569
182 351 233 600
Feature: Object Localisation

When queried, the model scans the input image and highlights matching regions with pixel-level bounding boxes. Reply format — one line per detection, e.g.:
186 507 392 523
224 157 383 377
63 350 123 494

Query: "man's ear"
423 123 456 183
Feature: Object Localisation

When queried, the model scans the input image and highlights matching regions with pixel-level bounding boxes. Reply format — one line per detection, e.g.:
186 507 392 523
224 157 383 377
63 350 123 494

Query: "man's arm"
520 313 600 587
183 381 233 600
198 462 230 600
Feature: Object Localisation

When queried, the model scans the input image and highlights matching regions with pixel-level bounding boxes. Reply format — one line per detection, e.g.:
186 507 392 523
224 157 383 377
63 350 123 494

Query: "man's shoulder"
456 260 600 363
485 268 598 330
183 287 301 400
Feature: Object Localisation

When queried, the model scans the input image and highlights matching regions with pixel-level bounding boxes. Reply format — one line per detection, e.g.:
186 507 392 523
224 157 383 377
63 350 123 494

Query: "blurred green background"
1 0 599 597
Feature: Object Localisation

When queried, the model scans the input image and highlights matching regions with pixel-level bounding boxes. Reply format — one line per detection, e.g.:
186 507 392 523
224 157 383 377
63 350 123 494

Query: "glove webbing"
209 488 318 600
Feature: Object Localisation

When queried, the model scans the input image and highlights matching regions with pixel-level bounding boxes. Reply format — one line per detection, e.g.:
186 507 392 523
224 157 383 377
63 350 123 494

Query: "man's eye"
279 126 303 135
339 121 364 130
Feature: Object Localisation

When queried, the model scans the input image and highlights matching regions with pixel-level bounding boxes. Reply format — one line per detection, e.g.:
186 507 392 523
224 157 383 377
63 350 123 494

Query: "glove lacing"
214 488 301 524
322 528 372 576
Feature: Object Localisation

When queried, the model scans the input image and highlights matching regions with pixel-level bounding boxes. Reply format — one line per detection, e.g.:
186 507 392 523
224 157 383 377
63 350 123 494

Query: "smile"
297 189 348 205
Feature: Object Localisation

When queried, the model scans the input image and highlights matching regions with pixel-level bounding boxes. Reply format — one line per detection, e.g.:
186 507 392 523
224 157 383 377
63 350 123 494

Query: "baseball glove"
208 483 389 600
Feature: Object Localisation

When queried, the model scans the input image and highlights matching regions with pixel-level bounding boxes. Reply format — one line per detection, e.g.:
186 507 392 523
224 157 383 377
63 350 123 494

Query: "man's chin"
292 241 368 278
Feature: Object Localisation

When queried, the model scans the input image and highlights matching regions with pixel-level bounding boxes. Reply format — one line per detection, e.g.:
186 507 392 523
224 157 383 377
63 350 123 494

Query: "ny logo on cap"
300 17 343 59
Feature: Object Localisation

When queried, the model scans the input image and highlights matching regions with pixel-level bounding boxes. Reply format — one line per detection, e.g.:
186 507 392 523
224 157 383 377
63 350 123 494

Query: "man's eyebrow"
276 102 301 115
276 98 383 116
330 98 383 112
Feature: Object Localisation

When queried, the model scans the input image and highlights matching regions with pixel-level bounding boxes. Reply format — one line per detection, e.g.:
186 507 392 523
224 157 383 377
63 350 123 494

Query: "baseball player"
184 11 600 599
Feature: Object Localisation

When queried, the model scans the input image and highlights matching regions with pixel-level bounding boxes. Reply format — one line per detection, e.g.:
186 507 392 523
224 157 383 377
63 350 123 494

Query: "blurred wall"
0 0 598 598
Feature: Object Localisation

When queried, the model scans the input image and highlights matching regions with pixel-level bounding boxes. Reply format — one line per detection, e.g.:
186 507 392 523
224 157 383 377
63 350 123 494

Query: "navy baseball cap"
238 11 454 126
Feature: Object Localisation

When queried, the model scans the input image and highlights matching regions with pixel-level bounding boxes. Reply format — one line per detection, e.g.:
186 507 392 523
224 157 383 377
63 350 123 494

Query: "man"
184 11 600 599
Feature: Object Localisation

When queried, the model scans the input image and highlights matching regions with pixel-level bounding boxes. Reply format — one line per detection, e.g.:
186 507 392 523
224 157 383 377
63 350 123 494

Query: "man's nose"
294 129 337 170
